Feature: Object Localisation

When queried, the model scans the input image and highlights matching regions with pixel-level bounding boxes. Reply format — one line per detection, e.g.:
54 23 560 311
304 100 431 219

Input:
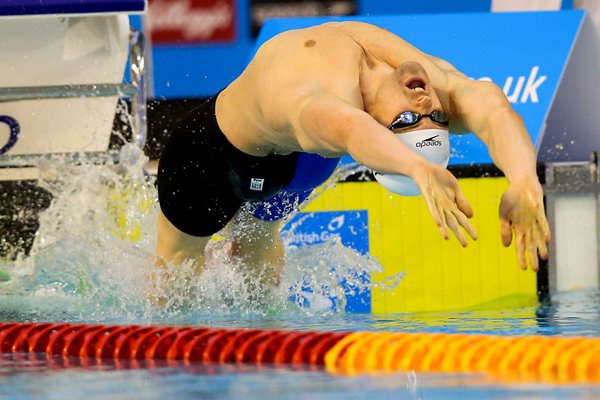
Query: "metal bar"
128 29 147 149
543 161 600 194
0 84 138 102
0 152 120 169
544 191 558 292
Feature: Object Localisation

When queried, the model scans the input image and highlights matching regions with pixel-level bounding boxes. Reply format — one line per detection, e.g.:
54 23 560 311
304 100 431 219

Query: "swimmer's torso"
215 22 442 158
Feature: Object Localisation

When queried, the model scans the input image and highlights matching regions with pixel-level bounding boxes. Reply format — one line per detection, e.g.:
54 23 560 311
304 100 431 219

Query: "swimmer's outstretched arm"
444 73 551 271
296 93 478 247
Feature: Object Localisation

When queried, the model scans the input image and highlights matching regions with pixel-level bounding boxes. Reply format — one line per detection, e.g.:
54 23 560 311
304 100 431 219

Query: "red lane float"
1 322 599 383
0 322 344 366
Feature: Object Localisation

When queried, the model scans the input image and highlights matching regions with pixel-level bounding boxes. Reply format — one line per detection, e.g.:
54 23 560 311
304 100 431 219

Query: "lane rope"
0 322 598 383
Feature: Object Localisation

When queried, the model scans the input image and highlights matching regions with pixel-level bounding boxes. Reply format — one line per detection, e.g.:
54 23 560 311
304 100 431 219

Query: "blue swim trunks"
156 93 340 237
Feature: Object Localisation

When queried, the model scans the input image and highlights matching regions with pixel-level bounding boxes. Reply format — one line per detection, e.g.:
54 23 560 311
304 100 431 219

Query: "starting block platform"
0 0 147 173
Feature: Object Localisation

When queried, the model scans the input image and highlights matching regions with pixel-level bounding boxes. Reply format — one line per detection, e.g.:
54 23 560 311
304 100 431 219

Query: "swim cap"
374 129 450 196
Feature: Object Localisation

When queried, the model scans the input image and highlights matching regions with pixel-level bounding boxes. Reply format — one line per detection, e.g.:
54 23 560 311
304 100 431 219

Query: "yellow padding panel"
303 178 537 313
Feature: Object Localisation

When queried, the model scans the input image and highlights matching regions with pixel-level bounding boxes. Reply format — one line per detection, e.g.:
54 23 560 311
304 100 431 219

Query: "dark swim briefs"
156 94 340 237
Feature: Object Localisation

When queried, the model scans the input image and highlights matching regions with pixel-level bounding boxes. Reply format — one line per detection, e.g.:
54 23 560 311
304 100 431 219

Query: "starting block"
0 0 148 177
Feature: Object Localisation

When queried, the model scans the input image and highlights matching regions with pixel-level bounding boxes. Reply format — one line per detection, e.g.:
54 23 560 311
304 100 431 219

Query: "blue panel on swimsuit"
286 153 340 192
251 153 340 221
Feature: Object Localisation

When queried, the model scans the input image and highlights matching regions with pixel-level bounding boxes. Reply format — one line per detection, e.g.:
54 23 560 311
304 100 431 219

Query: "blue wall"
150 0 255 98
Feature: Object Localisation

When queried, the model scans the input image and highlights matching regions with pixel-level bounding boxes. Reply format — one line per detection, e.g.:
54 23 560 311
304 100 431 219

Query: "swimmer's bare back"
215 22 451 160
215 23 376 158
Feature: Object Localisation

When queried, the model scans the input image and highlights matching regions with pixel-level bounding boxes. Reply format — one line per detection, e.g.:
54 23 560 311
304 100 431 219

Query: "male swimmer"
155 21 550 292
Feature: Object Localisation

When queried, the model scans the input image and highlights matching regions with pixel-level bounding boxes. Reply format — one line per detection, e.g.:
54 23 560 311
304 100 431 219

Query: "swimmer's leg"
152 210 211 304
156 210 211 268
226 207 286 288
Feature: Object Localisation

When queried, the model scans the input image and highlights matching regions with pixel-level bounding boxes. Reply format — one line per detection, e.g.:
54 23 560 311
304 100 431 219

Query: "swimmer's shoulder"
258 22 364 51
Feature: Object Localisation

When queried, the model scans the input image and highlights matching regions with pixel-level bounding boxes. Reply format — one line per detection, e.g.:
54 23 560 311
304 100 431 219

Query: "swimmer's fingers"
454 208 478 242
424 190 477 246
444 199 478 246
526 228 539 272
418 164 476 244
537 206 552 245
536 217 549 260
515 228 527 270
500 218 513 247
505 217 549 271
451 186 478 242
444 210 468 247
422 192 449 240
529 196 551 269
527 217 550 272
454 186 474 219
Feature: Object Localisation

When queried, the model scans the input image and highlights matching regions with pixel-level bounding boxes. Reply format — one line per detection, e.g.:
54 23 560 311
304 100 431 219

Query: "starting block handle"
129 29 147 150
0 84 138 101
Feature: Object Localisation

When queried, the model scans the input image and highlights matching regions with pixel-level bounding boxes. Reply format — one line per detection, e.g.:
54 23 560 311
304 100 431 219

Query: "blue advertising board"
253 11 586 166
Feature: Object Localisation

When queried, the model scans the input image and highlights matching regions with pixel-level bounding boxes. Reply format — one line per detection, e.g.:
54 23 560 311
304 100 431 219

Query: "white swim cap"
374 129 450 196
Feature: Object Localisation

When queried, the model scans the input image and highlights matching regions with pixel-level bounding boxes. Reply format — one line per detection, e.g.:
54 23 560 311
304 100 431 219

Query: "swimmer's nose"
410 95 433 113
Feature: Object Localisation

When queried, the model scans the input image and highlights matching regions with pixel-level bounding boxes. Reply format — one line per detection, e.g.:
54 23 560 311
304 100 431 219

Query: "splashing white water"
0 146 401 323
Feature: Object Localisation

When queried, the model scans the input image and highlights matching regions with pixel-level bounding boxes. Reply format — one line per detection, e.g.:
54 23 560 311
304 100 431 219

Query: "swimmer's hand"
413 162 478 247
499 177 550 271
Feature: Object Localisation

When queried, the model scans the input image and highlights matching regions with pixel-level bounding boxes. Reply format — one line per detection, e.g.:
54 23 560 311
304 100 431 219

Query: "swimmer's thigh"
156 108 243 237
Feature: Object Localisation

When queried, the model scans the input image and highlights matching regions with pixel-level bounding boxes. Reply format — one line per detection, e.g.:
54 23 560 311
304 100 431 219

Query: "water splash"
0 147 400 323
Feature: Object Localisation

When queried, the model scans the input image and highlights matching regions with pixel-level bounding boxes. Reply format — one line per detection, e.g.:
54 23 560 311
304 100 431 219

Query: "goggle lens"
388 110 449 130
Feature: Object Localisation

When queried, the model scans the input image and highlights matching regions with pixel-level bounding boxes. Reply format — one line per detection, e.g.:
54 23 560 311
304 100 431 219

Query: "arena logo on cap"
148 0 236 43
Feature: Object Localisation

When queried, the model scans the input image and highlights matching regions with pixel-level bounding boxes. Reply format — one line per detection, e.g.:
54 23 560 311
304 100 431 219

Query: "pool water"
0 146 599 398
0 290 599 399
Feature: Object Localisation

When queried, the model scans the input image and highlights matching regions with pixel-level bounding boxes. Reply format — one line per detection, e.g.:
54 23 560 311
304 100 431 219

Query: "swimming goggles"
387 110 449 130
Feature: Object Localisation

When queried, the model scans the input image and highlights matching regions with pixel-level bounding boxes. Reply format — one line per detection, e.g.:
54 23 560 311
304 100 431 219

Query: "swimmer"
155 21 551 292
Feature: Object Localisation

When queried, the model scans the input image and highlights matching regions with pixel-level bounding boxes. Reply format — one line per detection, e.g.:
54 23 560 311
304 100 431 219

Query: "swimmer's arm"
446 74 538 182
296 94 426 176
447 74 551 270
296 94 477 245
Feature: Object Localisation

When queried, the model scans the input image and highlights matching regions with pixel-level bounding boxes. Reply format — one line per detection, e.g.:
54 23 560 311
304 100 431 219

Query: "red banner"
148 0 236 44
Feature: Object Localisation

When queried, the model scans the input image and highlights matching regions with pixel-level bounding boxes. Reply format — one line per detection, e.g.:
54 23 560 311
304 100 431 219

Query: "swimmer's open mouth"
405 77 427 93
